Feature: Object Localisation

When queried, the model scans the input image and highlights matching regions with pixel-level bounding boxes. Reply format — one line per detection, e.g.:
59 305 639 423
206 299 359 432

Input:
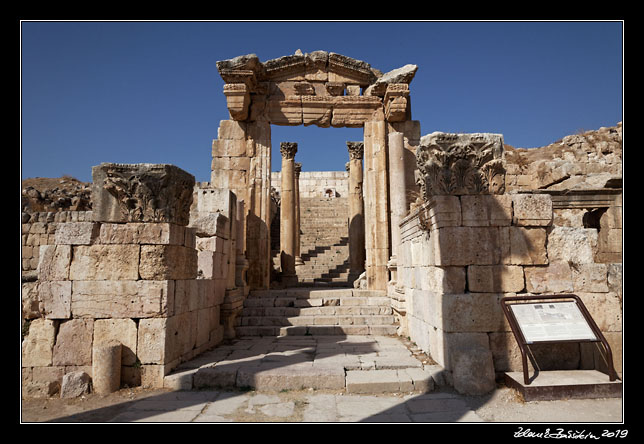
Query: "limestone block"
71 280 174 318
416 266 466 293
22 281 42 320
141 365 166 389
39 280 72 319
139 245 197 280
424 196 462 229
451 345 496 395
467 265 525 293
137 318 168 364
434 227 502 266
137 223 187 245
22 318 57 367
547 227 598 264
511 194 552 226
524 263 574 293
69 245 140 281
442 293 508 333
500 227 548 265
174 280 200 315
190 213 228 238
572 263 609 292
217 119 247 140
92 163 195 226
60 371 91 398
38 245 72 281
24 366 64 398
461 194 512 227
54 222 100 245
93 319 138 366
576 292 622 332
52 319 93 366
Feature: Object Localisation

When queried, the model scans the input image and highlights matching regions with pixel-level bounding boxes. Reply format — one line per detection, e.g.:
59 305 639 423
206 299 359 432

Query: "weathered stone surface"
500 226 548 265
467 265 524 292
190 213 228 238
93 319 138 366
53 319 93 366
99 223 187 245
572 263 609 292
416 132 506 198
60 371 91 398
92 163 195 226
548 227 598 264
139 245 198 280
461 195 512 227
39 280 72 319
524 263 574 293
38 245 72 281
22 318 57 367
442 293 508 333
451 345 496 395
433 227 502 266
54 222 100 245
511 194 552 226
374 64 418 85
137 318 168 364
69 245 140 281
71 280 174 318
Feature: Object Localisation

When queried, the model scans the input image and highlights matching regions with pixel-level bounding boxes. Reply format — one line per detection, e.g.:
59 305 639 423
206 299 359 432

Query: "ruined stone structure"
22 50 622 398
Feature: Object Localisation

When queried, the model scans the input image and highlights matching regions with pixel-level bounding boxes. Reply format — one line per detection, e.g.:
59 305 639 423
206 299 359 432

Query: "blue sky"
20 21 623 183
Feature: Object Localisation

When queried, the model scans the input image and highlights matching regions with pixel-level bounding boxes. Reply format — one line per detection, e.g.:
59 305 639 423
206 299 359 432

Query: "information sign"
509 301 597 344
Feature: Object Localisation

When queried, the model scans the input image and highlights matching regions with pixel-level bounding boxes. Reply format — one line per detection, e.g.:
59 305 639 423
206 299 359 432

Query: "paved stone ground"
22 334 624 424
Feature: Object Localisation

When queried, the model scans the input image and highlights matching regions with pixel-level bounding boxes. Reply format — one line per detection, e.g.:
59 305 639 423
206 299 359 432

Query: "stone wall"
396 129 622 390
271 171 349 198
21 164 234 397
399 188 622 383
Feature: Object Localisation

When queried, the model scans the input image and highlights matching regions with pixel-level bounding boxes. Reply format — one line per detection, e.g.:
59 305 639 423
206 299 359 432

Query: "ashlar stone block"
52 319 94 366
39 280 72 319
22 318 57 367
38 245 72 281
467 265 525 293
139 245 197 280
93 318 138 366
511 194 552 226
500 226 548 265
69 245 140 281
54 222 100 245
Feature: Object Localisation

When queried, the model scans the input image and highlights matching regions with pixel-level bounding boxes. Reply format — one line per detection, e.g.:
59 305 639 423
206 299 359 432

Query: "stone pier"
294 162 303 267
279 142 298 286
347 141 366 284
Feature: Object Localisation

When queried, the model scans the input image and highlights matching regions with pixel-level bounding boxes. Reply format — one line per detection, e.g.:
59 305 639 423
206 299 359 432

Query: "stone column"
364 116 390 290
347 141 366 284
294 162 303 267
279 142 298 286
387 132 407 259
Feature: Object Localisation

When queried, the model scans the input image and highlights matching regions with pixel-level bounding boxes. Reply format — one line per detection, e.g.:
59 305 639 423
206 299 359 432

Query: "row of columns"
278 141 367 287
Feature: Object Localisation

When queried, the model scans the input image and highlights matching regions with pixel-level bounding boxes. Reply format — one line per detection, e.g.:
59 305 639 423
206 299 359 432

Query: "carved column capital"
415 132 506 200
280 142 298 159
347 141 364 160
294 162 302 177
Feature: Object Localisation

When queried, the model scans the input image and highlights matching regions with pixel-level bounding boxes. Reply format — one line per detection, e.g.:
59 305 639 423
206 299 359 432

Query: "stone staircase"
235 288 398 337
296 197 351 286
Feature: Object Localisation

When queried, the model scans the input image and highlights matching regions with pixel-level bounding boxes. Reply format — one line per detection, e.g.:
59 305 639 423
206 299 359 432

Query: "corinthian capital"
294 162 302 177
280 142 298 159
347 141 364 160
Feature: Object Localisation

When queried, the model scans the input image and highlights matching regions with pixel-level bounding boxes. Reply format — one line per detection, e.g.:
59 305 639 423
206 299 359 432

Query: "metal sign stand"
501 294 618 388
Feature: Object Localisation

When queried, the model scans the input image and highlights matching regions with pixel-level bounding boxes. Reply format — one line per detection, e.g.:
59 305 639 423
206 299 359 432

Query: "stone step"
238 315 396 327
234 324 399 337
163 335 437 394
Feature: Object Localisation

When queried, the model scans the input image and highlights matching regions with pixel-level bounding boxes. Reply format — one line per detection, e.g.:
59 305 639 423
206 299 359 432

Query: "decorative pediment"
216 51 418 126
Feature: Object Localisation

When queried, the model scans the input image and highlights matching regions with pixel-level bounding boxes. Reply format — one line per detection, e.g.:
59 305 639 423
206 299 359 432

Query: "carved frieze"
92 163 195 226
415 133 506 199
383 84 410 122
